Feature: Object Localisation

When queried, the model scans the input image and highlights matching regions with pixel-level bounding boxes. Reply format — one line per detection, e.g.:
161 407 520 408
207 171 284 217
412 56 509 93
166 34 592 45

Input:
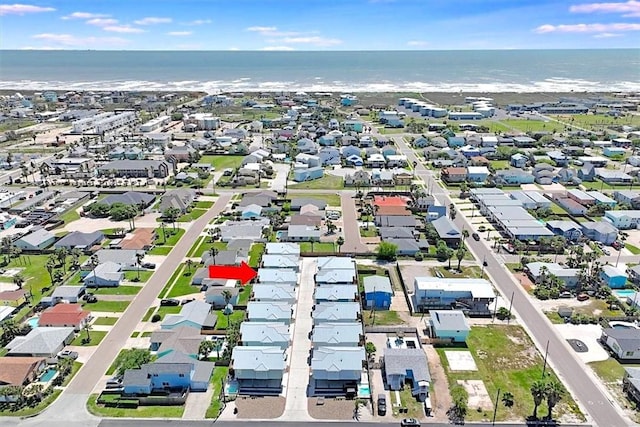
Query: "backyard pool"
40 368 57 383
614 289 637 298
358 383 371 398
225 380 239 396
26 316 39 328
275 231 284 240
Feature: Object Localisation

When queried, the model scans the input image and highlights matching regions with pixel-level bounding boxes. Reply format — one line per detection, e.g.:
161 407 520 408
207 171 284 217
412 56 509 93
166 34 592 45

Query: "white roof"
414 277 495 299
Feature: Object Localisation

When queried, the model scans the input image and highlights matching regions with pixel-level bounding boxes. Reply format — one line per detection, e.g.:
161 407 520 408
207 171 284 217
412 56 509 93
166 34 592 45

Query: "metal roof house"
363 276 393 310
311 322 362 348
265 243 301 256
431 216 461 246
240 322 290 349
257 268 298 285
601 328 640 360
161 301 217 331
315 269 357 285
252 284 297 303
15 228 56 251
54 231 104 251
314 285 358 303
413 277 495 314
261 254 300 271
6 327 75 357
311 347 365 396
312 302 360 325
429 310 470 343
247 301 293 324
83 261 123 288
581 221 619 244
231 346 286 394
525 262 580 289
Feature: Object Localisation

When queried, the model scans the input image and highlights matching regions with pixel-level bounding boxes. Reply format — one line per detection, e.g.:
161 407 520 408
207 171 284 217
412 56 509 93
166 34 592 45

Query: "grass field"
155 227 185 246
201 155 244 171
205 367 229 418
499 119 564 133
489 160 510 170
72 330 108 346
589 358 627 383
123 270 154 282
93 285 142 295
288 192 342 207
549 113 640 129
289 174 344 190
82 300 130 313
437 325 583 422
213 309 245 329
431 265 482 278
148 246 172 255
299 242 336 253
626 243 640 255
195 201 214 209
248 243 265 268
166 264 200 298
237 285 252 305
189 238 227 258
59 208 81 224
178 208 207 222
87 394 185 418
93 316 119 326
155 305 182 320
363 309 402 326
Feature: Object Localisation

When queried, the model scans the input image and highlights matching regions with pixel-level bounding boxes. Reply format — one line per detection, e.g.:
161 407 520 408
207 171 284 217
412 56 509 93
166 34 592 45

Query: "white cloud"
62 11 108 20
186 19 212 26
167 31 192 36
32 33 128 47
103 25 145 34
86 18 118 27
534 22 640 33
134 17 172 25
570 1 640 17
0 3 55 15
407 40 429 47
594 32 623 37
281 36 342 46
261 46 295 51
247 26 278 33
246 26 302 37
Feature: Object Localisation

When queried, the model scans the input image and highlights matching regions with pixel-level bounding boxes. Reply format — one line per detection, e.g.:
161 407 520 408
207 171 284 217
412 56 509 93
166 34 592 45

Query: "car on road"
401 419 421 426
58 350 79 360
160 298 180 306
472 233 480 241
377 394 387 416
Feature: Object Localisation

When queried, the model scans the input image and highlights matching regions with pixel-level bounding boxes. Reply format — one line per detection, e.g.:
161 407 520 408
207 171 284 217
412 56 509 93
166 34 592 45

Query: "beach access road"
392 135 630 427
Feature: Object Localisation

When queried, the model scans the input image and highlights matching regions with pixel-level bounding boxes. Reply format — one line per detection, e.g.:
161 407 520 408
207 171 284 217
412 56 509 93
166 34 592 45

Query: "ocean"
1 49 638 93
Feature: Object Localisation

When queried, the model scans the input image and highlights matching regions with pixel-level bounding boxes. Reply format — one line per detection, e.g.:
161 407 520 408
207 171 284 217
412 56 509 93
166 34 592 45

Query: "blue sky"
1 0 639 50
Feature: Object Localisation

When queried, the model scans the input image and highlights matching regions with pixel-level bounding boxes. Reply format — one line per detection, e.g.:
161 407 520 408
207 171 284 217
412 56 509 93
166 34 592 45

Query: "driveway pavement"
553 324 610 363
279 257 315 421
339 193 368 254
182 388 214 419
270 163 289 193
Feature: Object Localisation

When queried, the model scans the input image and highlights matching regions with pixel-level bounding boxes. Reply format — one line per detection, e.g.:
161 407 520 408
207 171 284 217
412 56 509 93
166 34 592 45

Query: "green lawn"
58 208 81 224
214 309 245 329
87 394 185 418
363 309 402 326
288 192 342 207
489 160 510 170
299 242 336 253
166 265 199 298
0 389 61 417
360 228 378 238
156 305 182 320
123 270 154 282
205 367 229 418
626 243 640 255
201 155 244 170
195 201 214 209
431 266 483 279
499 119 564 133
155 227 185 246
581 180 640 191
71 330 108 346
190 239 227 258
93 316 119 326
248 243 265 268
392 385 425 419
289 174 344 190
437 325 583 422
93 285 141 295
148 246 172 255
544 311 565 324
549 202 568 215
142 307 155 322
589 358 627 383
82 300 130 312
178 209 207 222
549 113 640 129
61 361 83 387
237 285 252 305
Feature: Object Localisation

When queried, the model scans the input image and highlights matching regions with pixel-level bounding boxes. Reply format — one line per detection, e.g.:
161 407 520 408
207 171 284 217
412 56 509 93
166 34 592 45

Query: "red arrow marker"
208 261 257 285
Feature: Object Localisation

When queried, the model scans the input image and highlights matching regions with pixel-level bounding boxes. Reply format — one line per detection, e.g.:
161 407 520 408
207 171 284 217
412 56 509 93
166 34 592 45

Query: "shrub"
414 252 424 261
151 314 161 323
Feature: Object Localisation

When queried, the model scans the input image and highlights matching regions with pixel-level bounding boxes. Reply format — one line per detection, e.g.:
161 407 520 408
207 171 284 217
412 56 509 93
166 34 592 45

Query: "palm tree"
83 322 92 343
209 247 218 265
89 254 99 286
336 236 345 253
70 248 82 270
461 229 469 245
501 391 514 408
56 247 69 273
45 257 56 285
449 203 457 220
456 246 467 271
186 259 194 275
222 289 233 327
135 252 144 281
530 380 547 420
208 227 217 243
545 380 564 420
12 273 25 289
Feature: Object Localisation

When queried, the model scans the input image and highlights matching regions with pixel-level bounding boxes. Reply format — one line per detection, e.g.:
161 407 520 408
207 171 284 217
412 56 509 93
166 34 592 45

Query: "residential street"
340 192 369 254
392 135 631 427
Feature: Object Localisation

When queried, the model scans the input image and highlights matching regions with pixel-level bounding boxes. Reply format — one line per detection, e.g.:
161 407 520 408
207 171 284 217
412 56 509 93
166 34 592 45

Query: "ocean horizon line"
2 48 639 53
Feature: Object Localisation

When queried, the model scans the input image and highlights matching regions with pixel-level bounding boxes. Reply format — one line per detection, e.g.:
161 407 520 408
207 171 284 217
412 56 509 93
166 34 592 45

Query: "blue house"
0 214 17 230
604 147 626 158
318 147 341 165
319 135 336 146
293 167 324 182
341 95 357 106
343 120 364 133
381 145 397 157
363 276 392 309
466 166 490 183
578 164 596 182
510 153 528 168
601 265 628 289
242 204 263 219
494 169 535 185
341 146 361 159
459 145 480 158
429 310 470 343
546 220 583 242
447 136 465 148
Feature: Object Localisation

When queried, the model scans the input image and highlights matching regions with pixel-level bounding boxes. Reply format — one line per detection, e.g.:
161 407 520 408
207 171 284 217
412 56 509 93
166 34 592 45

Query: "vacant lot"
289 174 344 190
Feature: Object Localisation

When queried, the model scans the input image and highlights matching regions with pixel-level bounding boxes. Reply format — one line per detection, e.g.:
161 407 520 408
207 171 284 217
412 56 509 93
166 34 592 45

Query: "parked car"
181 298 195 305
58 350 79 360
105 377 122 389
612 241 623 250
377 394 387 416
472 233 480 241
559 291 573 299
401 419 421 427
602 248 611 256
82 292 94 301
577 293 590 301
85 295 98 303
142 262 156 269
160 298 180 306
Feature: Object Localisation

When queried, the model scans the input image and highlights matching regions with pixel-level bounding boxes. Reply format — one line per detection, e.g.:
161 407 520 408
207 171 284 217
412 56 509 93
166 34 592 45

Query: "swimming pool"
358 384 371 398
614 289 637 298
26 316 39 328
40 368 57 382
226 381 239 395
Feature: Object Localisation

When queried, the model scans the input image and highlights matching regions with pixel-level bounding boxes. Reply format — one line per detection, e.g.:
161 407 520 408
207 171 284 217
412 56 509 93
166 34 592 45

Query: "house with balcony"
247 301 293 324
311 323 362 348
312 302 360 325
231 346 286 395
413 277 495 314
240 322 290 350
311 347 365 396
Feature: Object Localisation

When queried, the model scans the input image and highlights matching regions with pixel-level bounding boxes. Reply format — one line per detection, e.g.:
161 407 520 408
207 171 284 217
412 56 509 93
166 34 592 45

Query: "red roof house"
38 303 91 330
373 195 410 208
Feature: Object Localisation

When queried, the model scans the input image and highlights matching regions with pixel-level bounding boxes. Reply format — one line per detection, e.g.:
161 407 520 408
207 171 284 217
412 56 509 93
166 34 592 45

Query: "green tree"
115 348 154 377
448 385 468 424
198 339 216 360
185 259 194 275
336 236 345 253
12 273 25 289
45 257 56 285
530 379 547 420
502 391 514 407
545 380 564 420
376 241 398 261
163 207 181 230
364 341 376 358
456 246 467 271
88 202 111 217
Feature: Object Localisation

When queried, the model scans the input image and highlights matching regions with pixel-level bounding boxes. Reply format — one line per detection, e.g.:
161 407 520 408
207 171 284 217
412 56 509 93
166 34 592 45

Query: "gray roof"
317 257 356 271
95 249 140 265
383 348 430 382
252 284 296 301
316 269 356 284
247 301 292 321
227 239 254 251
52 285 84 299
312 323 362 346
84 261 122 282
386 238 422 252
265 243 301 256
315 285 358 301
262 254 299 269
99 159 168 171
202 249 247 266
430 310 470 332
162 301 216 328
378 227 415 239
546 220 581 232
54 231 104 249
240 322 290 345
159 189 196 212
17 228 55 247
431 216 461 239
581 221 618 234
102 191 155 207
287 225 321 239
290 198 327 210
7 327 74 356
604 328 640 352
150 326 203 356
232 346 286 372
375 215 418 227
313 302 360 322
220 223 265 241
363 276 392 294
311 347 365 372
258 268 297 284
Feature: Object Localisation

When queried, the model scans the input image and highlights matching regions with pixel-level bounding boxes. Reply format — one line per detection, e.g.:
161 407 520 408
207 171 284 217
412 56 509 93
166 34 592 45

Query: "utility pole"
492 387 501 426
507 291 515 325
542 339 550 379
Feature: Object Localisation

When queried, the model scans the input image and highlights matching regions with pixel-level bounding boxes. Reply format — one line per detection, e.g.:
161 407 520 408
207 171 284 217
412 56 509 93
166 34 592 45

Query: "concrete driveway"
553 324 610 363
339 193 368 254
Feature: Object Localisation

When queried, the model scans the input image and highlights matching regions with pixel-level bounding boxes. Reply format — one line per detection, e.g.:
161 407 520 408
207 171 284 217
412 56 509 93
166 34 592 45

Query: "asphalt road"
393 136 630 427
340 192 368 254
17 194 232 426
